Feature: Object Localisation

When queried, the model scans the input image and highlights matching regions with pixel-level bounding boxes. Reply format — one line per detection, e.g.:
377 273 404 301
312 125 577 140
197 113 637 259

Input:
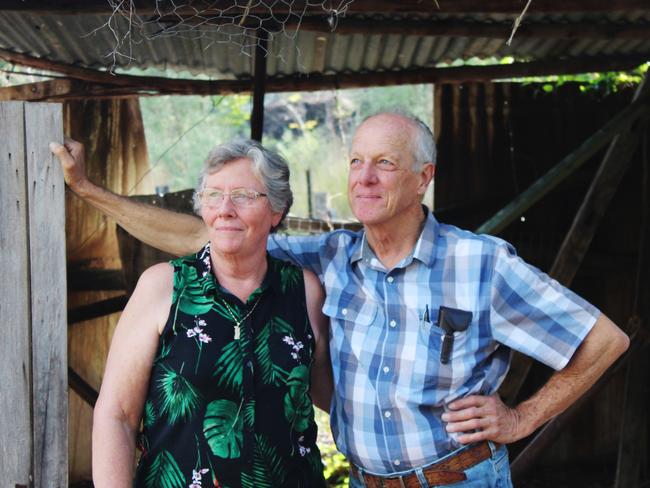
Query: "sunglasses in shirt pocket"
420 306 473 364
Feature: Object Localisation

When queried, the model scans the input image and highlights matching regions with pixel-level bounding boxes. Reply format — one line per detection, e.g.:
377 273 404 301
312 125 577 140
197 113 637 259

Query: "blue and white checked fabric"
268 209 599 474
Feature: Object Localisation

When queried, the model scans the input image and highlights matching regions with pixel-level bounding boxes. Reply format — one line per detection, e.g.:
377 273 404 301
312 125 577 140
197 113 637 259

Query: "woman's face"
200 157 283 258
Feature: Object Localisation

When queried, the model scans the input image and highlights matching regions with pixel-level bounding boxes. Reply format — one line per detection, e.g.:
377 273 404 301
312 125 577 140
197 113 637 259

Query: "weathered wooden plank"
0 78 74 101
0 102 32 487
25 102 68 488
67 267 126 291
68 294 129 324
476 96 650 235
615 342 649 487
1 47 647 96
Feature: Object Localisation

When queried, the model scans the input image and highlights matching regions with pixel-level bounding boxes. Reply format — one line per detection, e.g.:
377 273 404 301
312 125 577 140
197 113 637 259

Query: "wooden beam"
552 75 650 286
68 294 128 324
500 75 650 407
1 48 647 98
68 367 98 408
67 268 126 291
0 78 74 101
615 342 650 487
0 0 648 14
251 30 268 142
476 96 650 236
166 15 650 40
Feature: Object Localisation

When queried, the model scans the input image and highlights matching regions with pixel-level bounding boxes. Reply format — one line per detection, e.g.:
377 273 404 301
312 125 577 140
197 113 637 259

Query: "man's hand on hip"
441 394 527 445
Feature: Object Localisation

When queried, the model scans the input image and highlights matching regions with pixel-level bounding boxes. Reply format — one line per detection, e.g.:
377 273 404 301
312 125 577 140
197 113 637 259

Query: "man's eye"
350 158 361 166
379 159 393 166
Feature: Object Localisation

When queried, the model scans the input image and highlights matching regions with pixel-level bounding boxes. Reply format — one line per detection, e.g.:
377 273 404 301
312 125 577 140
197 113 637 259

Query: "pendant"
234 324 241 340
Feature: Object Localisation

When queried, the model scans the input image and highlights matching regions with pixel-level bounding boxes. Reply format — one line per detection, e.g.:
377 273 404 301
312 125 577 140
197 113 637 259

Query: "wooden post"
250 30 268 142
0 101 67 487
251 29 268 142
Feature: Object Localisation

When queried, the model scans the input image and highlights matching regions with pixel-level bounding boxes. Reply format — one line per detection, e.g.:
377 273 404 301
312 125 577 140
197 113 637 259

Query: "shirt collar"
350 205 438 268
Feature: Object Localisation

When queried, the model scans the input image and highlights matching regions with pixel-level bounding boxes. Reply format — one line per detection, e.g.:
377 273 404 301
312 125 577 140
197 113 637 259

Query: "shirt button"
342 308 348 316
394 459 401 466
383 366 390 373
384 411 391 418
389 320 397 327
387 276 394 283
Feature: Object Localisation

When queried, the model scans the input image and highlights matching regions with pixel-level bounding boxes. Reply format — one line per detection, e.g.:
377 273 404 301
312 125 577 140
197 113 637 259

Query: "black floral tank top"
133 243 326 488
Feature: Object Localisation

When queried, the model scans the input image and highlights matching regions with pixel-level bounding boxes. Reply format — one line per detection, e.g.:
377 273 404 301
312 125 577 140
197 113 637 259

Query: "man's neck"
364 205 426 270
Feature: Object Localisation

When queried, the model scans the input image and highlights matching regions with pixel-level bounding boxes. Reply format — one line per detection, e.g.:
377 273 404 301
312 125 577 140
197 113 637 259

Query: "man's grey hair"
192 139 293 229
360 110 437 171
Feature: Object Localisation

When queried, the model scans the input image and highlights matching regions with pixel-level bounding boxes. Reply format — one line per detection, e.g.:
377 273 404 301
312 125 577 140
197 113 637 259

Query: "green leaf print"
173 261 214 316
278 263 301 293
241 434 286 488
243 399 255 430
254 317 293 386
157 364 201 425
213 341 243 394
145 450 185 488
143 400 156 428
203 399 243 459
283 365 312 432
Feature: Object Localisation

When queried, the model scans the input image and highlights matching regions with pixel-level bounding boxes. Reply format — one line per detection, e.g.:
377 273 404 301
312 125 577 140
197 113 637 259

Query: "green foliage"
253 317 293 386
283 365 312 432
519 62 648 94
213 340 243 394
203 399 244 459
144 450 185 488
241 434 286 488
157 364 202 425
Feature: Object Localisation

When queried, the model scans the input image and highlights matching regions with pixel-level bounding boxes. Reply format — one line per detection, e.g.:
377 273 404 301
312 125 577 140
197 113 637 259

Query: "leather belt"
349 441 494 488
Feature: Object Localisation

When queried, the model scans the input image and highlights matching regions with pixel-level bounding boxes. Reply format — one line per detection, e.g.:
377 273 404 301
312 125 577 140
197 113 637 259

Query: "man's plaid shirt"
268 209 599 474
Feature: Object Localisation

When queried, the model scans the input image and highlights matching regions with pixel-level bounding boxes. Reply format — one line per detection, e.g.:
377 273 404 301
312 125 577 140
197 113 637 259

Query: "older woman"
80 140 331 487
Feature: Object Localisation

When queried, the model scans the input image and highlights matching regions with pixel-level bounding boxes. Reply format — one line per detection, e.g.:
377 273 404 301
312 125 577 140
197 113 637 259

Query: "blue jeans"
349 443 513 488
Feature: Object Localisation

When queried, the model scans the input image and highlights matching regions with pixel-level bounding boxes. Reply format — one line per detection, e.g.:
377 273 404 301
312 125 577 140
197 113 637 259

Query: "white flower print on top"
189 468 210 488
282 335 304 362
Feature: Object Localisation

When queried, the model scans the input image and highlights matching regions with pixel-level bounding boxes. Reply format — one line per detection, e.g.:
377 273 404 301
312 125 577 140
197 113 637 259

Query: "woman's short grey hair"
361 110 437 171
192 139 293 230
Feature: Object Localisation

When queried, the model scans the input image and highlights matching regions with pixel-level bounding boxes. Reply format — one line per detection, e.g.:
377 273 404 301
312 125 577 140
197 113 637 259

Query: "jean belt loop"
488 440 498 457
414 467 428 487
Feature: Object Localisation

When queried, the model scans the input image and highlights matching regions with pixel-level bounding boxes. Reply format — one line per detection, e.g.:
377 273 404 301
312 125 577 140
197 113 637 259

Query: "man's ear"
417 162 435 194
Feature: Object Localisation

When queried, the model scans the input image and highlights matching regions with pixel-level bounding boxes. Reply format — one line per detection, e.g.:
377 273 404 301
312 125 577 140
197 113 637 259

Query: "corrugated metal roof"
1 10 649 78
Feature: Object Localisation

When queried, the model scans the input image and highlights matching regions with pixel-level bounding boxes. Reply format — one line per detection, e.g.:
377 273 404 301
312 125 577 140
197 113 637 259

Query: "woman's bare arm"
92 263 173 487
50 139 207 255
303 270 333 413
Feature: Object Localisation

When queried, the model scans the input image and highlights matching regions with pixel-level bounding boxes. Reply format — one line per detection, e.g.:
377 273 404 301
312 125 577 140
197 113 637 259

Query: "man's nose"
358 161 378 185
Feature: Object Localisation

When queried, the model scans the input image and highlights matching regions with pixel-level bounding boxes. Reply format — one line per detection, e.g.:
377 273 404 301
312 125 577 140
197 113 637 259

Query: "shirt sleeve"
489 243 600 370
267 233 326 276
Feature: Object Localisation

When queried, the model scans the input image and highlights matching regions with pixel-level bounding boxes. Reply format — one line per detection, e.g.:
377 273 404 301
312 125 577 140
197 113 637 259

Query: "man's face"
348 114 433 229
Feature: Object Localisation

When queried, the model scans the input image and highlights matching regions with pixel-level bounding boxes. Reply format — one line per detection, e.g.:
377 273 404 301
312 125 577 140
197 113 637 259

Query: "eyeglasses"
197 188 268 207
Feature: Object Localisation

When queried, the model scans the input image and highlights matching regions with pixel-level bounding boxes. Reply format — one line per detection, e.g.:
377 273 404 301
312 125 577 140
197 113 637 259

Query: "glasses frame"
197 187 269 208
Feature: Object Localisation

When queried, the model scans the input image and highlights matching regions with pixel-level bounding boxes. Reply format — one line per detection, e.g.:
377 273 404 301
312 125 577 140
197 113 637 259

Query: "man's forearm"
74 180 207 256
514 313 629 437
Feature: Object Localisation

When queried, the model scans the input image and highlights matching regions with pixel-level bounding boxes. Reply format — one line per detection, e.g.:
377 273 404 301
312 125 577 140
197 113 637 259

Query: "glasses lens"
203 190 223 206
231 189 254 206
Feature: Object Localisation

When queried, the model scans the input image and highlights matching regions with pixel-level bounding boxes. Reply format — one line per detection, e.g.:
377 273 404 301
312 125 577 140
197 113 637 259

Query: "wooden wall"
434 81 647 471
64 98 152 483
1 102 67 487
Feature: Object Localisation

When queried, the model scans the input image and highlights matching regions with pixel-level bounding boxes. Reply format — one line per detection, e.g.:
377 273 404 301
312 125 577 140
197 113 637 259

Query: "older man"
52 112 628 487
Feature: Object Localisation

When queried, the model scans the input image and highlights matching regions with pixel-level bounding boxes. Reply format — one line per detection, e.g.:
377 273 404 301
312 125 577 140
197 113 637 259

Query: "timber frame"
1 1 649 486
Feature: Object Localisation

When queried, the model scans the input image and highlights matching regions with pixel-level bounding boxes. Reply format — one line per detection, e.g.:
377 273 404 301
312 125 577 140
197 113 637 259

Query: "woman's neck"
210 248 267 303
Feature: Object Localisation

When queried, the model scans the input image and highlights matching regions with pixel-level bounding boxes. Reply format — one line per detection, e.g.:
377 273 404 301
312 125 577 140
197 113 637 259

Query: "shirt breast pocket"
419 306 473 366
